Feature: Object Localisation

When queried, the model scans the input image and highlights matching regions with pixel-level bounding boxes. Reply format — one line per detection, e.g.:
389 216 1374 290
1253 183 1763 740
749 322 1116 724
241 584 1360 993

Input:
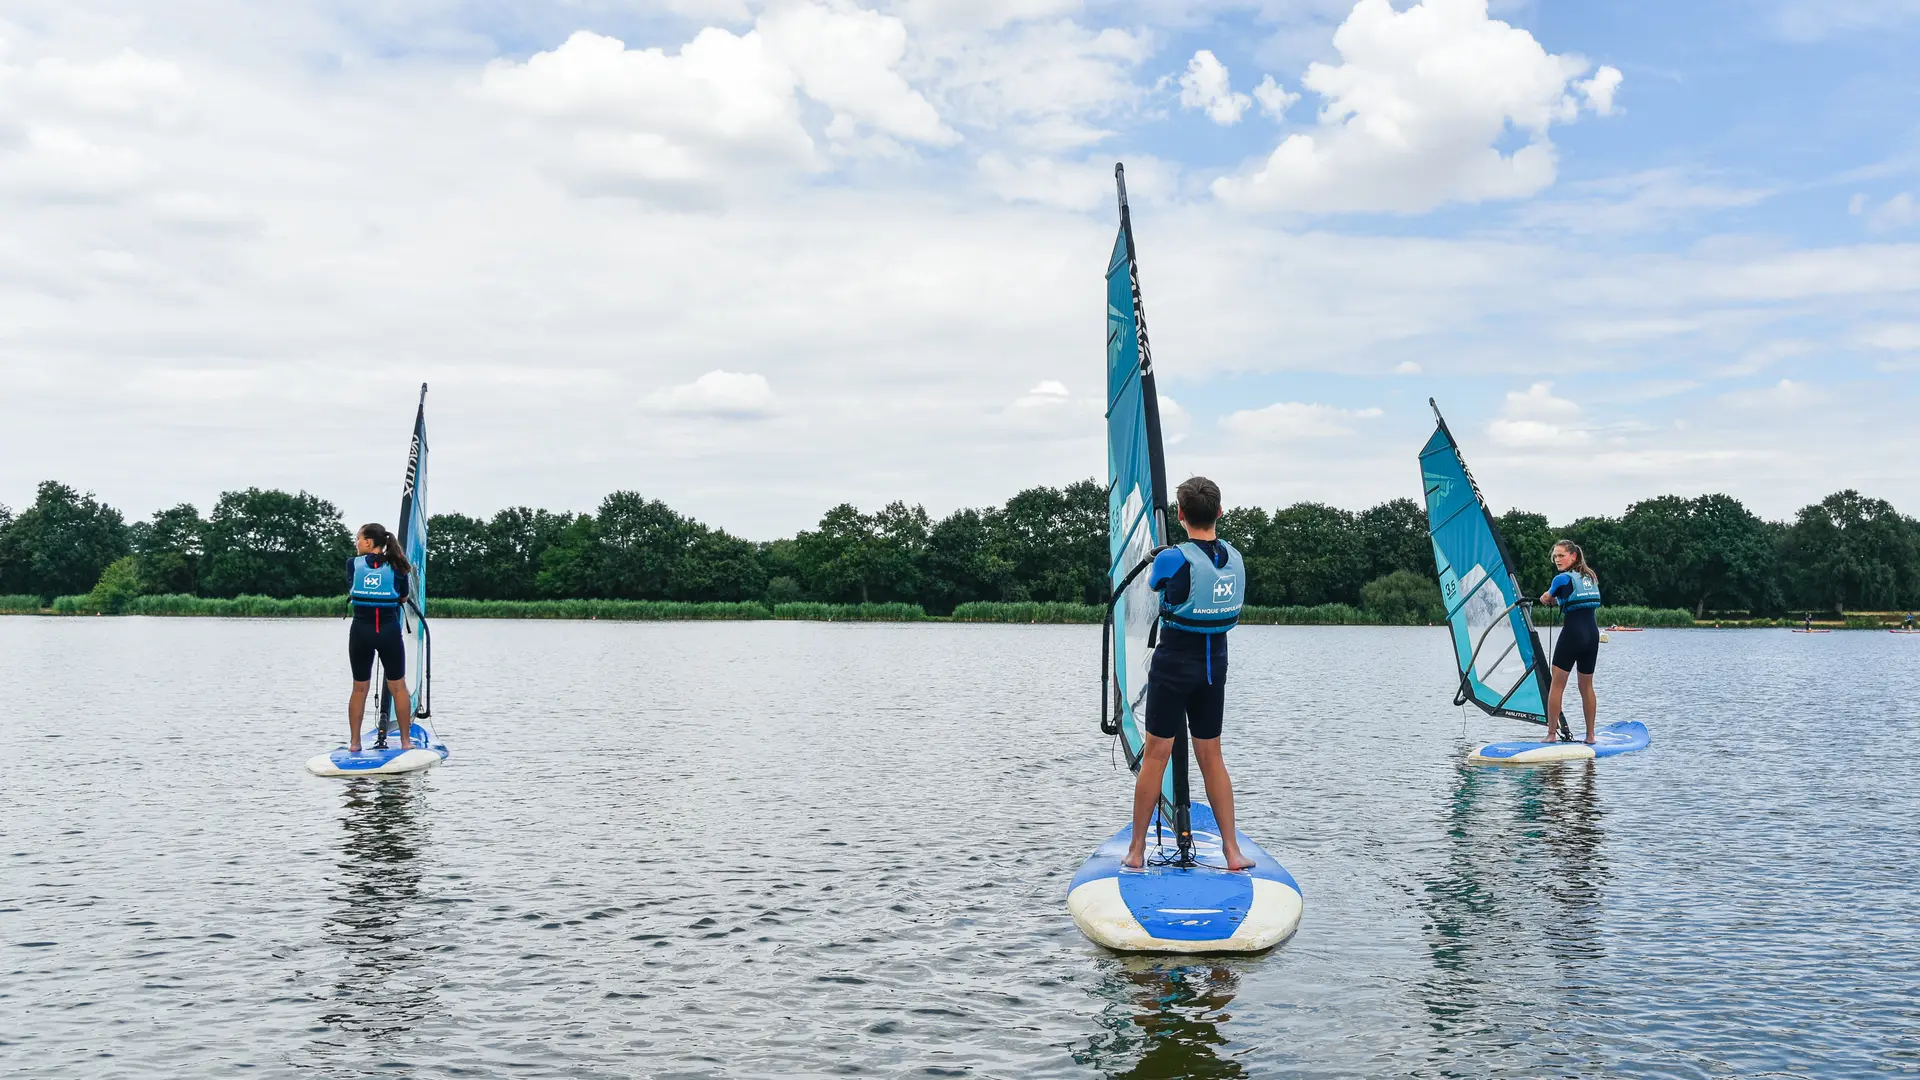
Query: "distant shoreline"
5 595 1891 628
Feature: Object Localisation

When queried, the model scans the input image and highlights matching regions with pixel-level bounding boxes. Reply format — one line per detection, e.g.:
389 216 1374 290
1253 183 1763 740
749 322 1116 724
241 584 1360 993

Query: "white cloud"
1487 381 1586 447
1859 323 1920 352
1574 64 1621 115
1253 75 1299 119
1395 361 1421 374
1222 401 1383 440
757 3 956 147
891 0 1083 32
914 19 1151 151
1212 0 1622 213
1027 379 1068 395
1851 192 1920 232
1518 168 1770 234
1178 50 1251 126
977 151 1174 209
645 370 780 419
0 47 192 128
1719 378 1825 411
1157 393 1191 445
481 6 951 202
1769 0 1920 41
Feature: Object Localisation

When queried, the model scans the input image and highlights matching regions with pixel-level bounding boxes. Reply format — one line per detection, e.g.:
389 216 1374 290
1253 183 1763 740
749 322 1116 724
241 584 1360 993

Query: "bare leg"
387 678 414 749
1577 671 1597 743
348 681 370 752
1192 737 1254 870
1544 666 1571 741
1123 735 1173 869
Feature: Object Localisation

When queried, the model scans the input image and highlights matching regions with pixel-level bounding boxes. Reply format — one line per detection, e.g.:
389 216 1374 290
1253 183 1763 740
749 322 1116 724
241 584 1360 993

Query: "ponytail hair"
358 523 412 576
1553 539 1595 582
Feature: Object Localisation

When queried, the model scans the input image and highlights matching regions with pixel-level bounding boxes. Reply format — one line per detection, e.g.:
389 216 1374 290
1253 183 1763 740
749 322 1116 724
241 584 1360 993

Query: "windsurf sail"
1419 399 1554 730
1101 162 1191 860
379 384 432 738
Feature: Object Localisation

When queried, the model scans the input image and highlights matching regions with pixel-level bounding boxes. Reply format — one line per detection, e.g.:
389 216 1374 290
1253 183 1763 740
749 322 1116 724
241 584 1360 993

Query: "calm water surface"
2 618 1916 1078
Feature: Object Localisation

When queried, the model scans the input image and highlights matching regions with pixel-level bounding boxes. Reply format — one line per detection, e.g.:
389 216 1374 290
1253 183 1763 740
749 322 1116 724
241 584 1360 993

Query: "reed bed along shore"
0 593 1811 628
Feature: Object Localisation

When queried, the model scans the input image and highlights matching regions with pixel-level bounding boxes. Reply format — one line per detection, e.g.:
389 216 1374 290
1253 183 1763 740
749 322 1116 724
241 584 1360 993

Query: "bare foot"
1221 845 1256 871
1121 846 1146 870
349 744 361 754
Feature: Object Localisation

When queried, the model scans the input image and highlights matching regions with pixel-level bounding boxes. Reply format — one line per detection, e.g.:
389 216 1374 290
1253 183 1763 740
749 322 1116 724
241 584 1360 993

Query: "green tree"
1215 506 1285 606
1493 510 1555 597
1686 494 1782 616
427 512 489 599
998 481 1106 604
479 508 576 600
87 555 144 612
1561 515 1641 606
1779 490 1920 613
594 492 698 600
676 526 768 602
1357 498 1432 584
200 488 353 598
130 503 206 595
535 513 602 598
0 481 130 600
1266 502 1365 605
792 502 926 604
921 507 1013 614
1361 569 1445 625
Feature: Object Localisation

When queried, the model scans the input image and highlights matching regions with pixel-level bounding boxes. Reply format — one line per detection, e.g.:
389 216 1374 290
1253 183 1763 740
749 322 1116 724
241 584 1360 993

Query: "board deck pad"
1068 802 1302 953
306 723 448 776
1468 720 1650 764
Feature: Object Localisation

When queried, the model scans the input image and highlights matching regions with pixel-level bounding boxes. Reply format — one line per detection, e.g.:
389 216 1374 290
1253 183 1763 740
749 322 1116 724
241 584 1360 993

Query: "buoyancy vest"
1560 571 1602 612
349 555 402 607
1160 539 1245 634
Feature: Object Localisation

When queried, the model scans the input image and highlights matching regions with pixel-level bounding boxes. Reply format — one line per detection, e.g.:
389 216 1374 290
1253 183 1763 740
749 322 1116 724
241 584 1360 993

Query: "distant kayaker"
347 523 414 752
1123 477 1255 872
1538 540 1602 744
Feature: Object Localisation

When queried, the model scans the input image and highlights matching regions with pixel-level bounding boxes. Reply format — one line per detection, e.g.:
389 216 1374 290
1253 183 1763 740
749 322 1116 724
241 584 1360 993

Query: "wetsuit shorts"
1144 631 1228 741
1552 608 1600 675
349 607 406 683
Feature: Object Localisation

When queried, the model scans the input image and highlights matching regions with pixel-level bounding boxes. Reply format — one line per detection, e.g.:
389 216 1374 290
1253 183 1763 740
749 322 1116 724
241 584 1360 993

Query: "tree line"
2 479 1916 617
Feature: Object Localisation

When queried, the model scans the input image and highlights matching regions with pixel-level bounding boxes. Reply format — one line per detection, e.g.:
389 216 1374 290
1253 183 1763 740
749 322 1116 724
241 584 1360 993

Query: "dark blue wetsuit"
347 556 409 683
1145 539 1231 741
1549 571 1600 675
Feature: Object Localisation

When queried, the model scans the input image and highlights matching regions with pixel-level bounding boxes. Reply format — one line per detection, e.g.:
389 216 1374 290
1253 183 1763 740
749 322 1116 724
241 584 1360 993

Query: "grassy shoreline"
0 593 1871 627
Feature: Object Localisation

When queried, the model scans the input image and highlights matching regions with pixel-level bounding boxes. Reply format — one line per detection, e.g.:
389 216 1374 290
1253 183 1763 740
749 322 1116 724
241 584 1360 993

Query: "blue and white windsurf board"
1468 720 1650 764
305 723 448 776
1068 802 1302 953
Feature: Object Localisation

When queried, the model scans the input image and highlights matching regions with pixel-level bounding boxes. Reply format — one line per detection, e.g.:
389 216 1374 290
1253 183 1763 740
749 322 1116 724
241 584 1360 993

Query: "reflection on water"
317 776 439 1041
1419 760 1610 1067
1075 958 1249 1079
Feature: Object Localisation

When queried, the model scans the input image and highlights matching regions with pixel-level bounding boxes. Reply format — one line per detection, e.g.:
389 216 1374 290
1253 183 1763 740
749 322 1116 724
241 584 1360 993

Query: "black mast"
1116 163 1193 864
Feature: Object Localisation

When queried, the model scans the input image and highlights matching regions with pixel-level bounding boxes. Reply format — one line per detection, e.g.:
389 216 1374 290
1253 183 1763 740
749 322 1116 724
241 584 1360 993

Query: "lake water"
3 618 1916 1079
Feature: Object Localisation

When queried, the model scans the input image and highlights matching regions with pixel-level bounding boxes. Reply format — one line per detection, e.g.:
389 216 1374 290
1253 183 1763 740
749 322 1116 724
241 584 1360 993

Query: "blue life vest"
349 555 402 607
1557 571 1602 612
1161 540 1245 634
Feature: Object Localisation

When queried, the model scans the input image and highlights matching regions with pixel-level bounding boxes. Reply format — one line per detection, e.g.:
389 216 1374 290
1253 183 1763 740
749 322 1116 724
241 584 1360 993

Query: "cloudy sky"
2 0 1916 539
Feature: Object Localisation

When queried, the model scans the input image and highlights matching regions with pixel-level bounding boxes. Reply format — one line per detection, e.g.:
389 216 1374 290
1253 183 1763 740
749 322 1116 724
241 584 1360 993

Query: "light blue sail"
1105 174 1176 813
1419 402 1550 725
